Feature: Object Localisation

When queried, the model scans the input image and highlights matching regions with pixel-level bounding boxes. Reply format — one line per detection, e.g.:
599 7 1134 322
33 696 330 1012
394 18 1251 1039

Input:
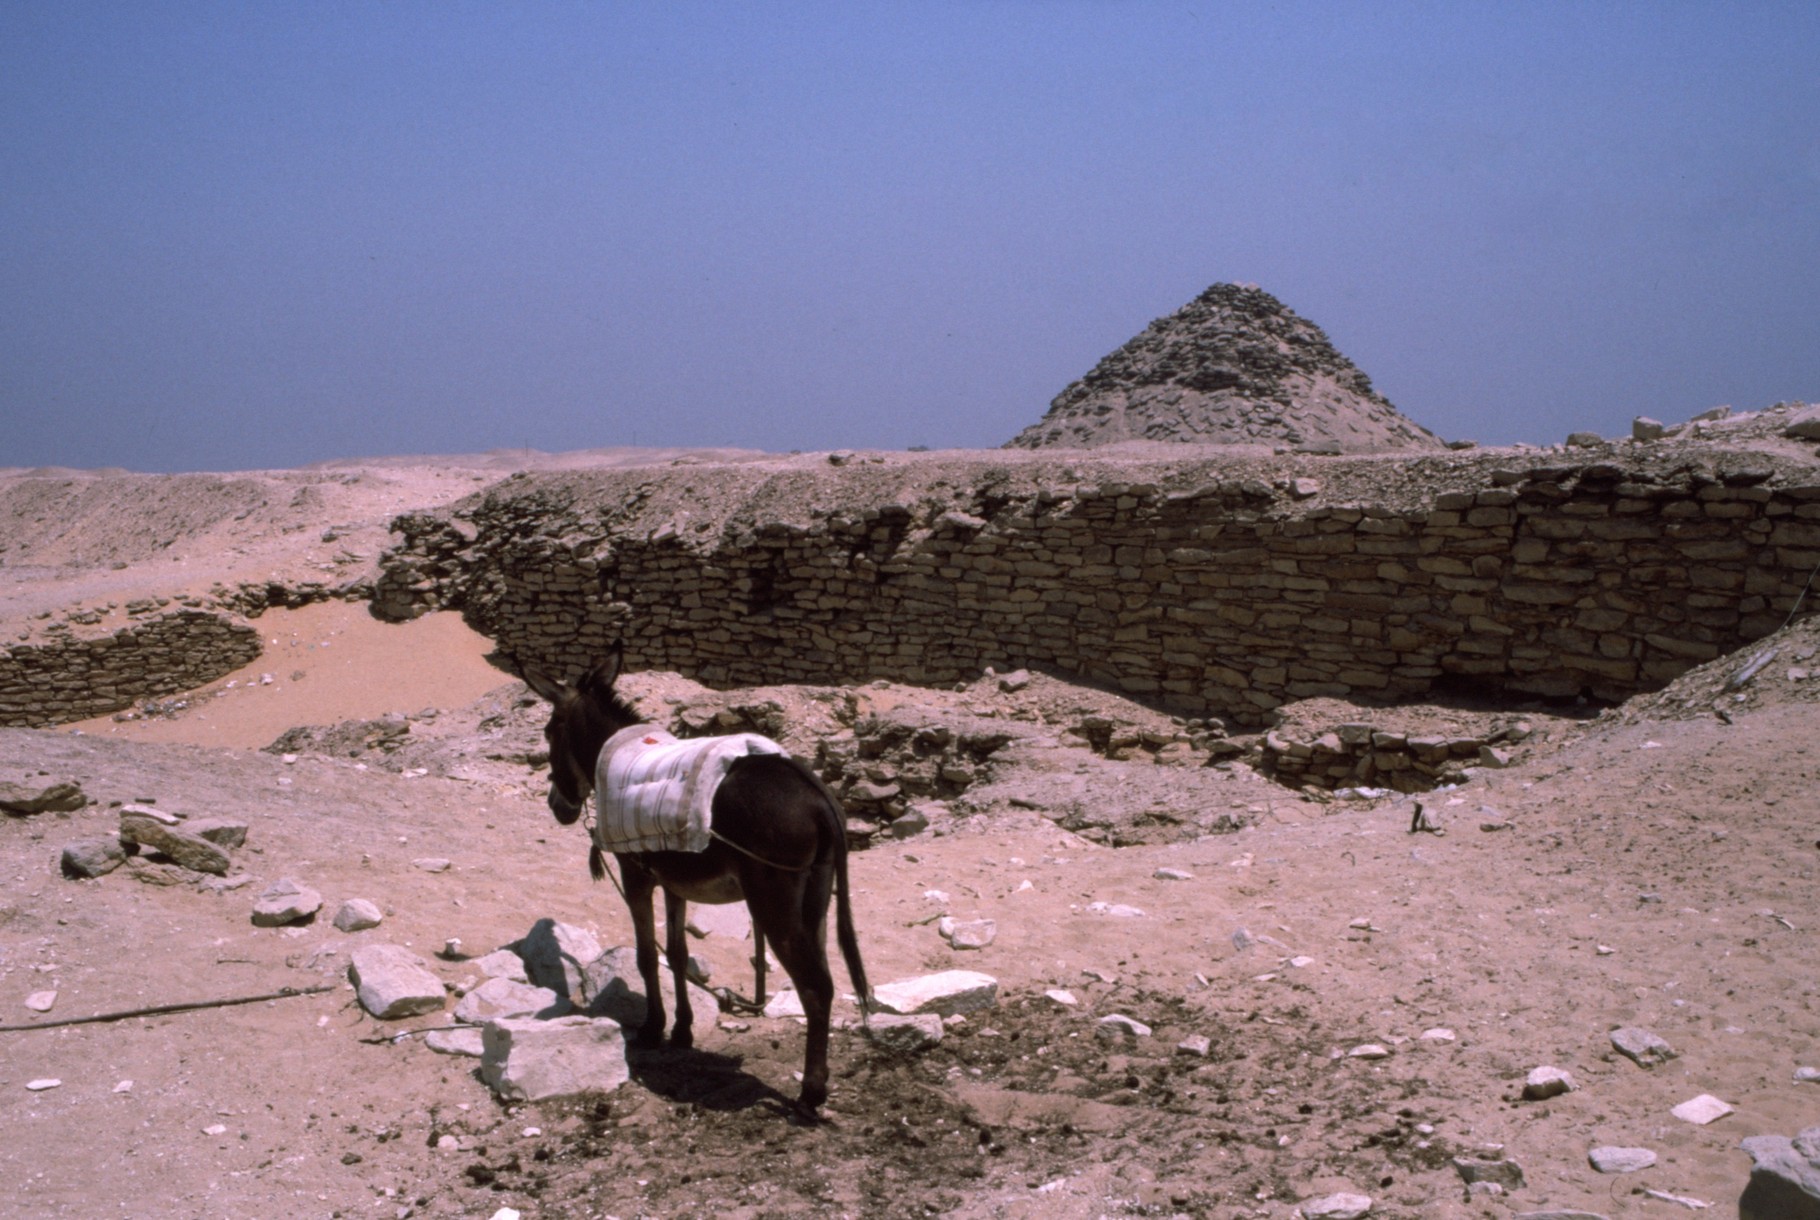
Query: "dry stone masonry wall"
0 610 262 727
375 450 1820 727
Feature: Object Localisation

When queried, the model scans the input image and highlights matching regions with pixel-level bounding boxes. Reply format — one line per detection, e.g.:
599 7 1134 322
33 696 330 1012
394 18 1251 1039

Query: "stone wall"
0 611 262 727
374 453 1820 726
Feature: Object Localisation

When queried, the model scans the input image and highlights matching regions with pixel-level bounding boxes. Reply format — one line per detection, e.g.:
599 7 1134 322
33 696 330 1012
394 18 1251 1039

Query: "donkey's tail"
795 759 871 1017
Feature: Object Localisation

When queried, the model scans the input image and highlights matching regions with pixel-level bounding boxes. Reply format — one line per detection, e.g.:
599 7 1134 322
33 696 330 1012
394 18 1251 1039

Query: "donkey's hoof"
670 1027 695 1050
797 1082 827 1113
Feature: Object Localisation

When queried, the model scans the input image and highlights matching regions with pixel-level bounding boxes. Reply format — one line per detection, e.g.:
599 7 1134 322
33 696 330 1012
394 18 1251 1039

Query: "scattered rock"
250 878 322 927
1153 867 1194 881
480 1015 629 1101
1096 1014 1152 1042
1452 1153 1525 1190
996 669 1031 693
518 919 603 1001
863 1013 945 1053
475 949 530 982
24 990 56 1013
1348 1044 1391 1060
348 943 445 1019
580 944 720 1029
1042 988 1077 1007
454 977 564 1024
184 818 249 850
61 837 126 878
1633 416 1666 441
331 899 383 933
119 811 230 875
1523 1065 1577 1100
1783 405 1820 441
1176 1034 1212 1057
871 970 998 1017
1085 901 1144 918
1298 1192 1372 1220
938 917 998 950
425 1027 486 1058
1419 1028 1456 1043
1740 1124 1820 1220
1588 1146 1656 1174
1610 1025 1677 1067
1794 1066 1820 1084
0 779 86 815
1672 1093 1733 1125
411 857 452 873
26 1078 61 1091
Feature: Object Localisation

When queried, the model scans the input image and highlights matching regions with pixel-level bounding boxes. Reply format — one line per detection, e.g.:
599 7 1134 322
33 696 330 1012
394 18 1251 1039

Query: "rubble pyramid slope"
1007 283 1446 452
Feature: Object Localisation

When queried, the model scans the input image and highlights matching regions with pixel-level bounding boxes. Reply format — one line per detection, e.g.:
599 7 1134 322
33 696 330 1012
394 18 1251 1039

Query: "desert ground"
2 445 1817 1220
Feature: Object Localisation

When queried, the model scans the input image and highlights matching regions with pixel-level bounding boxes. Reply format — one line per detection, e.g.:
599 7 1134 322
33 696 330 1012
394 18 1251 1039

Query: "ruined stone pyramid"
1006 283 1445 452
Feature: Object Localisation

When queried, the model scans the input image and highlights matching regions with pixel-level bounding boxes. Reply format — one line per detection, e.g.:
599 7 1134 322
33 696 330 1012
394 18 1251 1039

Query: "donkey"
523 653 870 1113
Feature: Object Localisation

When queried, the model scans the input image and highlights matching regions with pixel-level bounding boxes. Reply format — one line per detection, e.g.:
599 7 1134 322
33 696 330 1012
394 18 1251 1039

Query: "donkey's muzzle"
548 786 585 825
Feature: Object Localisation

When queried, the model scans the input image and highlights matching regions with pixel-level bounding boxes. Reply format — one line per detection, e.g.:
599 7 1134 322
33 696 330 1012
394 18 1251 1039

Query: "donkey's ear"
578 649 623 698
522 666 569 704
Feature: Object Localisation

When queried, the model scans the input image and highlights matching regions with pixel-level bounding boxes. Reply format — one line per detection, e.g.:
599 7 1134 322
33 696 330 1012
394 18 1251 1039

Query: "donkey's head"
522 651 637 826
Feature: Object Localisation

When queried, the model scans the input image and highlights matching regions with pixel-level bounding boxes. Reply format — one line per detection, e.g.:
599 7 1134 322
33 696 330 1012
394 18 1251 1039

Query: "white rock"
581 944 720 1029
1176 1034 1212 1057
349 943 446 1020
475 949 530 982
250 877 323 927
1154 867 1194 881
1348 1044 1392 1060
112 1080 132 1094
24 990 55 1013
1794 1066 1820 1084
1096 1014 1152 1041
480 1015 629 1101
518 920 602 1000
1610 1025 1676 1067
26 1078 60 1091
871 970 998 1017
939 918 998 950
1589 1145 1656 1173
1672 1093 1734 1125
763 989 806 1019
455 977 563 1024
426 1027 486 1057
1086 902 1145 918
1419 1028 1456 1043
1042 988 1078 1007
1288 955 1315 969
412 857 452 873
1299 1191 1373 1219
1523 1066 1577 1100
331 899 383 932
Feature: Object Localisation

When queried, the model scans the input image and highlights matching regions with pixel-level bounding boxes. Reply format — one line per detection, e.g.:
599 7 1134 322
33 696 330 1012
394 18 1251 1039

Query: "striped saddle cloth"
591 724 789 854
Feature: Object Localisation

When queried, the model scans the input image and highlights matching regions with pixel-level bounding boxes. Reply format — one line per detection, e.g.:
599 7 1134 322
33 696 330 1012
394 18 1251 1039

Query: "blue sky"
3 2 1816 472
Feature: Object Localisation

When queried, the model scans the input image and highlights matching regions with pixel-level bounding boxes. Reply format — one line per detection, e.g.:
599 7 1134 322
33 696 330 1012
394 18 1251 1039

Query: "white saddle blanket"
593 724 790 854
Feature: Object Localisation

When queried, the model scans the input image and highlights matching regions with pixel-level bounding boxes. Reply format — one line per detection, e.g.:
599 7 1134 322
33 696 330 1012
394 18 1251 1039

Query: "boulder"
349 943 445 1019
250 878 322 926
454 977 564 1024
185 818 249 850
475 948 530 982
0 780 86 815
61 837 126 879
517 919 602 1001
1783 405 1820 442
863 1013 945 1053
480 1015 629 1101
1523 1066 1577 1100
871 970 997 1017
331 899 383 933
119 812 230 875
1741 1125 1820 1220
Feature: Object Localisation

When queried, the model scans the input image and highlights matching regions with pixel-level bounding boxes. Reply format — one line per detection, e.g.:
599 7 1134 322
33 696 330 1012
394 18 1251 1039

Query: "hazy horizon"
4 3 1816 474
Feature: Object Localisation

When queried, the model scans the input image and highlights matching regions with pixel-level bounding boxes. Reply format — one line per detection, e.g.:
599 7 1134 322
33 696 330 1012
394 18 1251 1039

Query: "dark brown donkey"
523 654 870 1113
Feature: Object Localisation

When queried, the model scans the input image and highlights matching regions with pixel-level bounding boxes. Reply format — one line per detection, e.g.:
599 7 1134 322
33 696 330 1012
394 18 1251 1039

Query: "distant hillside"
1007 283 1445 452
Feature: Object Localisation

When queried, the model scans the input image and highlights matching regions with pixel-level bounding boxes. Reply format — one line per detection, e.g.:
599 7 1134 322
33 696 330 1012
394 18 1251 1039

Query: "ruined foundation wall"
376 453 1820 725
0 610 263 727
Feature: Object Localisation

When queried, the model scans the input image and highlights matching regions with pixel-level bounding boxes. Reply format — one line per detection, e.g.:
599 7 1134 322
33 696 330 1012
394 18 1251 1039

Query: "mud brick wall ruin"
374 453 1820 727
0 610 262 726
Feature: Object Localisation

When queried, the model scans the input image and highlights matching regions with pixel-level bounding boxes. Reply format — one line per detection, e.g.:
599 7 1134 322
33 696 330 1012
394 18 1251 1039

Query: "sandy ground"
1 445 1818 1220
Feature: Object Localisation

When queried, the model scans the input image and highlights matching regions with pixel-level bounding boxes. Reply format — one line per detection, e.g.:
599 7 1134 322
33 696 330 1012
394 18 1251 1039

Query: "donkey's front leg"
663 890 695 1047
620 858 666 1048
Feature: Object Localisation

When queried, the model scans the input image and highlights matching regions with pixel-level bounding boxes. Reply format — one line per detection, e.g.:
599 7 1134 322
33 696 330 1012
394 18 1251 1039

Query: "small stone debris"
864 1013 945 1053
1419 1028 1456 1043
1096 1014 1152 1042
185 818 249 850
331 899 383 933
1452 1152 1525 1190
1740 1124 1820 1220
1042 988 1078 1007
24 990 55 1013
1588 1146 1656 1173
1793 1066 1820 1084
1175 1034 1212 1057
1672 1093 1734 1125
349 943 446 1019
1298 1192 1371 1220
1348 1044 1392 1060
1154 867 1194 881
411 857 452 873
938 917 998 950
0 779 87 815
870 970 998 1017
1610 1025 1677 1068
119 811 231 875
1085 901 1145 918
60 837 127 878
26 1078 61 1091
996 669 1031 693
481 1015 629 1101
1478 745 1513 768
1523 1066 1577 1100
250 878 322 927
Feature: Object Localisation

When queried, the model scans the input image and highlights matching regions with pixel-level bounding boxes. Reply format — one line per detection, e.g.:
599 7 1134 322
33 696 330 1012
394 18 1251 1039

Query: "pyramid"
1006 283 1444 452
